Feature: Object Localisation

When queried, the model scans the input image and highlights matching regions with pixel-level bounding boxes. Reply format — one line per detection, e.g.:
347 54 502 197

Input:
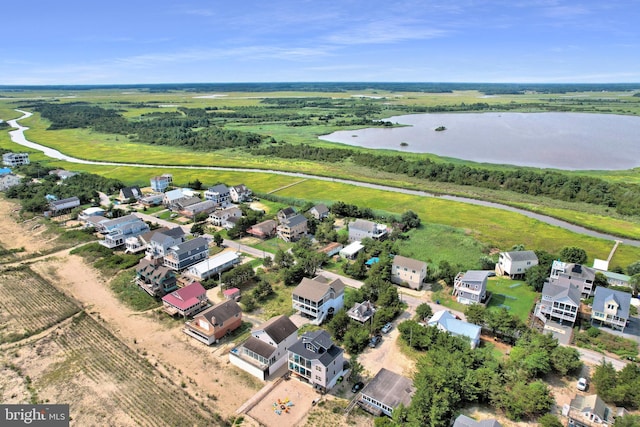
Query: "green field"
486 278 538 322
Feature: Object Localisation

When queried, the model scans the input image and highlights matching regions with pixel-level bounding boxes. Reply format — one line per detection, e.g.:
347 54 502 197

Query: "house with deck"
562 394 626 427
163 237 209 271
136 259 178 296
496 250 538 279
146 227 186 260
99 215 150 248
209 206 242 228
391 255 427 290
536 280 581 326
287 330 345 392
230 315 298 380
229 184 252 203
48 196 81 216
347 300 376 323
180 200 217 219
139 193 164 207
276 213 308 242
348 219 388 242
2 152 29 167
591 287 631 332
150 174 173 192
357 368 415 417
453 270 490 305
162 281 208 317
0 173 21 192
277 207 297 223
117 186 142 203
292 275 345 325
550 261 597 299
204 184 231 207
184 299 242 345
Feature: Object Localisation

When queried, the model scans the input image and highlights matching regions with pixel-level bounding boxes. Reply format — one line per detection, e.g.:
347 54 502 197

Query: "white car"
577 377 588 391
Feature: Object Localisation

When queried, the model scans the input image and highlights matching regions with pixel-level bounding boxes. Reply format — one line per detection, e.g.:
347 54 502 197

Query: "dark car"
351 381 364 393
369 335 382 348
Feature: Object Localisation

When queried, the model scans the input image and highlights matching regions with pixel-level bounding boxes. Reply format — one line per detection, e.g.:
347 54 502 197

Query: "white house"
229 315 298 380
229 184 252 203
0 173 22 191
348 219 387 242
2 152 30 167
292 275 345 325
204 184 231 207
209 206 242 228
185 251 240 281
288 330 345 392
391 255 427 290
339 241 364 259
496 250 538 279
591 287 631 332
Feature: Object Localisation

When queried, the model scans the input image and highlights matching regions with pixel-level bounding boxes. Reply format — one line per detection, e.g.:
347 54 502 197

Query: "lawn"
486 277 538 323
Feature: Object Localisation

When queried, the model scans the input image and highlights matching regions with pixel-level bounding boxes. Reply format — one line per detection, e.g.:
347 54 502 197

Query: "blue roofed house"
453 270 490 305
163 237 209 271
428 310 481 348
288 330 345 392
591 287 631 332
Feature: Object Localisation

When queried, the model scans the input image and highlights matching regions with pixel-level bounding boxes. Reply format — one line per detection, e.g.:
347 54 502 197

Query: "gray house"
591 287 631 332
550 261 597 299
163 237 209 271
453 415 502 427
357 368 415 417
453 270 490 305
536 280 581 325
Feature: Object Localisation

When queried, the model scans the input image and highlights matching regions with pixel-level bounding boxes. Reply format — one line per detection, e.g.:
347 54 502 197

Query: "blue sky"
2 0 639 85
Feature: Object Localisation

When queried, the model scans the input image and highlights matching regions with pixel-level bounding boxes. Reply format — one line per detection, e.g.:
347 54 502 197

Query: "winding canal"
7 110 640 247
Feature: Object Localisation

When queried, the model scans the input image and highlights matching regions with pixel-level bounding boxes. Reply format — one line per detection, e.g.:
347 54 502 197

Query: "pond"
319 112 640 170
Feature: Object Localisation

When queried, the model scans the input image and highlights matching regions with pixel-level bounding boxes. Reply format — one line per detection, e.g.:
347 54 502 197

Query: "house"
2 152 30 167
163 237 209 271
319 242 343 257
292 275 345 325
117 186 142 203
0 173 21 191
309 204 329 220
428 310 481 348
209 206 242 228
230 315 298 380
347 300 376 323
287 330 345 392
357 368 415 417
180 200 217 219
173 196 202 212
536 280 581 325
185 251 240 281
146 227 186 260
136 258 178 296
598 271 631 288
453 415 502 427
277 207 297 223
229 184 252 203
162 281 208 317
391 255 427 290
48 196 80 216
348 219 387 242
204 184 231 207
223 287 240 301
550 261 597 299
48 169 77 180
139 193 164 207
246 219 277 239
163 188 188 207
591 287 631 332
78 207 105 222
277 213 308 242
99 215 150 248
0 167 12 176
496 250 538 279
453 271 490 305
563 394 625 427
339 241 364 259
184 299 242 345
150 174 173 192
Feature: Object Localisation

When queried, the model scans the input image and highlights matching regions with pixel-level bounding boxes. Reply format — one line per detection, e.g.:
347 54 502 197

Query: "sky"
2 0 639 85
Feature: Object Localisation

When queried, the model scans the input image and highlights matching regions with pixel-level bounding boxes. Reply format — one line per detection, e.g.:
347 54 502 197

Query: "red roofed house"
162 282 208 318
223 287 241 301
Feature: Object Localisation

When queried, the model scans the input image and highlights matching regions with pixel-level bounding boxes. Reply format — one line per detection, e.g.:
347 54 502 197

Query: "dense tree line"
251 144 640 215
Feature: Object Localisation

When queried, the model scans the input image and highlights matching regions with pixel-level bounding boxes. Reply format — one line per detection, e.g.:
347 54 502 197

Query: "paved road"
577 348 628 371
7 109 640 247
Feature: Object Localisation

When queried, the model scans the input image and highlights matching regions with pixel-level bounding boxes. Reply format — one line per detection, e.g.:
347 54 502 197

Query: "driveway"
357 326 415 379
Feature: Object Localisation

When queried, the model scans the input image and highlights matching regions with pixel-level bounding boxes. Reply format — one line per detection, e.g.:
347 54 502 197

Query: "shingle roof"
259 315 298 344
169 237 208 256
504 250 538 262
50 196 80 207
199 299 242 325
293 276 345 301
459 270 491 283
243 336 276 359
361 368 415 411
592 287 631 319
283 213 307 227
208 184 229 194
393 255 426 271
453 414 502 427
542 281 581 306
288 330 342 367
350 219 377 232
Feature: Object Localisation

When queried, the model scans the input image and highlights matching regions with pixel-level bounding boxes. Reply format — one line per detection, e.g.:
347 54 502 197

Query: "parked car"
369 335 382 348
381 322 393 334
351 381 364 393
577 377 588 391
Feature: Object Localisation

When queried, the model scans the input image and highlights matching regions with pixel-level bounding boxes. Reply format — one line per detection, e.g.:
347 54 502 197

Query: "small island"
435 126 447 132
400 142 409 147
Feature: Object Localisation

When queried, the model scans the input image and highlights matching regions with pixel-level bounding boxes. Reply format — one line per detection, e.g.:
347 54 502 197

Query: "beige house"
292 275 345 325
184 299 243 345
277 213 308 242
391 255 427 290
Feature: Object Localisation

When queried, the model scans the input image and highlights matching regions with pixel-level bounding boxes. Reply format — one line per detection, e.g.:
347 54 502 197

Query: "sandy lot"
247 378 318 426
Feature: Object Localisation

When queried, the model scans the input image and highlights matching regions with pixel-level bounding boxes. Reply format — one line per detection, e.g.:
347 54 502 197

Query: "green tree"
274 249 294 269
559 246 588 264
327 309 350 341
400 210 421 229
342 326 370 354
594 272 609 290
592 361 618 403
615 414 640 427
437 261 458 286
464 304 486 326
538 414 563 427
525 264 549 292
213 232 224 247
626 261 640 276
550 346 583 376
349 356 364 382
415 303 433 322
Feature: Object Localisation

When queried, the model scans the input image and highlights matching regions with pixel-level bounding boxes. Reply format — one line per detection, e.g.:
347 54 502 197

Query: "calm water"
319 112 640 170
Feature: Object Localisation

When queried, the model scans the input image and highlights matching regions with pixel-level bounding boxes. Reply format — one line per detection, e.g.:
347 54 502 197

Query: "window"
316 365 322 371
